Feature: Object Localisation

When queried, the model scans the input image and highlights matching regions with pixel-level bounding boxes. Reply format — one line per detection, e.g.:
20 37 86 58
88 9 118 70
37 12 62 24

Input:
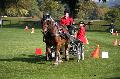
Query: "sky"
93 0 120 7
92 0 110 2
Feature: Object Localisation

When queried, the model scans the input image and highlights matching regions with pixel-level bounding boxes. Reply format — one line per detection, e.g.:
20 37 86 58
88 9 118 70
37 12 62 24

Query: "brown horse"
42 19 70 65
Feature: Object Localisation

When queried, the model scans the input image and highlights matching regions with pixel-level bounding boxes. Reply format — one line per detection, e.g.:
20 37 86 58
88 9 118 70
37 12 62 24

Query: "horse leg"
54 50 59 65
46 46 51 61
54 45 62 65
58 50 63 63
43 35 45 42
65 43 70 61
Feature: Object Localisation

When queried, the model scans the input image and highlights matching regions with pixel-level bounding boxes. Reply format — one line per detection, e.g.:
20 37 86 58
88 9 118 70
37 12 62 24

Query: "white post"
0 18 2 30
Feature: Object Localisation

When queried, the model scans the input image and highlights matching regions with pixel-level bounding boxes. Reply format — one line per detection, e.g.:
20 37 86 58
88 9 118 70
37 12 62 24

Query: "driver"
60 10 75 35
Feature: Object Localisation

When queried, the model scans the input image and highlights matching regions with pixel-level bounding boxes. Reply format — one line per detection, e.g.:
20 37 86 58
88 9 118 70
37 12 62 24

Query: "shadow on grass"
0 53 78 64
105 77 120 79
0 54 51 64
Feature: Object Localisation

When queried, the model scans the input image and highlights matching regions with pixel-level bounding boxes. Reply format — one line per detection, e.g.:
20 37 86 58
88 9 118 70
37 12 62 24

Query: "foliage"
0 0 109 19
76 0 97 20
89 4 110 20
0 0 40 17
6 5 29 16
105 5 120 25
38 0 65 19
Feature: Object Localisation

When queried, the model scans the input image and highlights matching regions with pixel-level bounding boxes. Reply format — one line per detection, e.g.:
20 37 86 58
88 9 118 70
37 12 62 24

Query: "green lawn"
0 26 120 79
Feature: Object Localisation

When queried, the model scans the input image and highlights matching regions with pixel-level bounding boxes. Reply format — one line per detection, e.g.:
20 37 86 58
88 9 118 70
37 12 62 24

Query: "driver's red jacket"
60 16 74 26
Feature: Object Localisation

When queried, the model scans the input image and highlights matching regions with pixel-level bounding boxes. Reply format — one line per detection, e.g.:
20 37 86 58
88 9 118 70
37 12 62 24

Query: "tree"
0 0 7 15
0 0 40 17
0 0 107 18
76 0 97 20
38 0 65 19
105 5 120 27
93 4 110 20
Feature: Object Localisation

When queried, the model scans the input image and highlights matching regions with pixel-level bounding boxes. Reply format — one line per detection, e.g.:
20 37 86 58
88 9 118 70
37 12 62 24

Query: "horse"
42 19 70 65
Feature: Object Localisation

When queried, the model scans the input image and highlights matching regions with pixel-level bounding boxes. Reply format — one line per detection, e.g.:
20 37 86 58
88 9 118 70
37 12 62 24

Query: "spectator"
109 23 115 34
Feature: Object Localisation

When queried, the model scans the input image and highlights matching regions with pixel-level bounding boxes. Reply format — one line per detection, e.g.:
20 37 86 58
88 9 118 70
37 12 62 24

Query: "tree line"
0 0 119 23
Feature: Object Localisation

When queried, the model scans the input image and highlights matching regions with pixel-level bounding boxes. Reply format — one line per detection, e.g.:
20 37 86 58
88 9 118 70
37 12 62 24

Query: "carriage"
45 24 84 62
69 37 84 62
42 19 84 64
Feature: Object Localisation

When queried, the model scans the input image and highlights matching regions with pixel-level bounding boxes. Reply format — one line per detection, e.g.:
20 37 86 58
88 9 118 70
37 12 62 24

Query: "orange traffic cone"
113 39 118 46
35 48 42 55
24 26 29 31
31 28 35 33
91 45 100 58
115 31 118 36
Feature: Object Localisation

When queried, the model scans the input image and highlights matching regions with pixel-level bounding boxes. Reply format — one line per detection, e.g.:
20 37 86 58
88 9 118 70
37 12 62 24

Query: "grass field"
0 19 120 79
